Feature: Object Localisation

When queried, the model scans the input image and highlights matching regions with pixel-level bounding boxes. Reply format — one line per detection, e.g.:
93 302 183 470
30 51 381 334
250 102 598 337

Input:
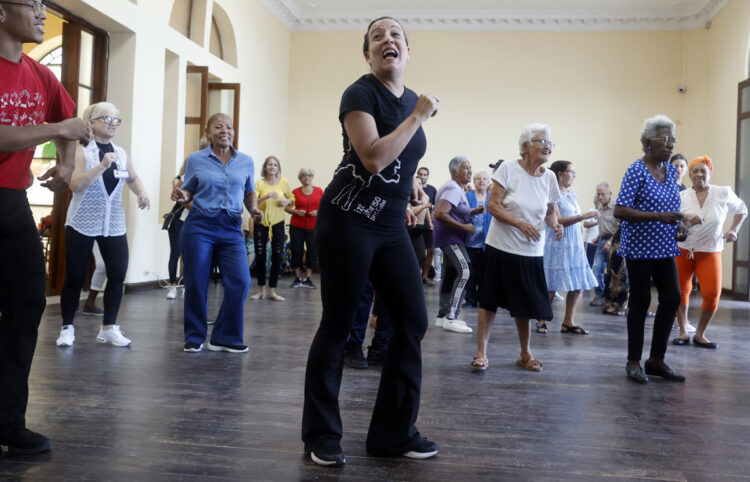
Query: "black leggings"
289 225 316 270
409 226 427 270
0 189 47 434
167 217 184 283
625 257 680 362
302 216 427 453
60 227 129 326
253 221 285 287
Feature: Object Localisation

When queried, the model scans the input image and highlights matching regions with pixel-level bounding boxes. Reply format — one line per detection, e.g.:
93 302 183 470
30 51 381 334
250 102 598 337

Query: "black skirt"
478 245 553 320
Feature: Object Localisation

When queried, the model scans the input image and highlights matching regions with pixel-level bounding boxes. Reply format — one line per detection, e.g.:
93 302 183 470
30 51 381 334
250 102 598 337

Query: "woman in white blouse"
673 156 747 348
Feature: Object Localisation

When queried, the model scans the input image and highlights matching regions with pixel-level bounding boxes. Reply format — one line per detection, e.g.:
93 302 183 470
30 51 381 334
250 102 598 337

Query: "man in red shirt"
0 0 90 455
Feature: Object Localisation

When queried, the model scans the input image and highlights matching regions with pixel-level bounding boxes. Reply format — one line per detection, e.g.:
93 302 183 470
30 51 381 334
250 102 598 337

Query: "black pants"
167 217 184 283
60 227 129 326
409 225 427 270
302 217 427 453
289 225 316 271
0 189 47 435
346 279 394 352
625 257 680 362
253 221 285 287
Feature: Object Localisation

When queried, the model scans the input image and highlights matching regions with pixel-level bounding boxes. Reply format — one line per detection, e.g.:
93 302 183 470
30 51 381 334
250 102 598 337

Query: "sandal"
603 305 625 316
516 356 543 372
561 324 589 335
535 321 548 334
250 292 264 300
267 292 285 302
470 355 489 371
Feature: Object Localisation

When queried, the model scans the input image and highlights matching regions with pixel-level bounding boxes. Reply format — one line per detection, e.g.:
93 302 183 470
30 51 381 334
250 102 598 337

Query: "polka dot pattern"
616 159 681 260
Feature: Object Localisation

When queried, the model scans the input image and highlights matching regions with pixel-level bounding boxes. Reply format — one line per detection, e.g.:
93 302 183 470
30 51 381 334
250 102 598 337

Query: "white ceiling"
258 0 730 31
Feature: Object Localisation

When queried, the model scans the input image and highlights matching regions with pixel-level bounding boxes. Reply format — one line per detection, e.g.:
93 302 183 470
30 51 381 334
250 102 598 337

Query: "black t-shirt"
319 74 427 228
97 141 118 195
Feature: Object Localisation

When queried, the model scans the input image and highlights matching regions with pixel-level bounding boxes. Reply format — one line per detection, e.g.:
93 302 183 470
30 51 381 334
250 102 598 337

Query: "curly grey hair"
518 123 551 157
448 156 470 176
640 114 675 150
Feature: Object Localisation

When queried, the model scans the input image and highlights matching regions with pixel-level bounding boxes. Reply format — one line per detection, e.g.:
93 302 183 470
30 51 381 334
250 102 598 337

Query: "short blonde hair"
298 167 314 180
82 102 119 123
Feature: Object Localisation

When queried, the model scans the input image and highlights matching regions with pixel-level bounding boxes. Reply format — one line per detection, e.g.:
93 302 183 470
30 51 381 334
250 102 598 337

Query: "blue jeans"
591 238 610 297
181 211 250 346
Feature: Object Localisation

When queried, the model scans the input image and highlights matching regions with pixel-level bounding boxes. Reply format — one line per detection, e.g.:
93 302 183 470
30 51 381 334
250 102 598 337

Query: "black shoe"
692 337 718 349
309 445 345 466
183 342 203 352
343 346 368 369
366 347 385 366
626 363 649 384
644 360 685 382
0 428 52 455
290 278 303 288
368 436 439 459
672 337 690 346
302 277 316 289
402 436 439 459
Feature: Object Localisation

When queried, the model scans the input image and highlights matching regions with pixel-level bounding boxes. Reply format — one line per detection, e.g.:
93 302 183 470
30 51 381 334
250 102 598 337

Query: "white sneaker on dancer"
443 319 472 333
96 325 132 347
166 286 177 299
56 326 75 347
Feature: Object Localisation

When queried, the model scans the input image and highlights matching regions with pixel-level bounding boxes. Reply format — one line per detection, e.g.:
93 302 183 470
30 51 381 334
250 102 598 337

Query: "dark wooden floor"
2 276 749 481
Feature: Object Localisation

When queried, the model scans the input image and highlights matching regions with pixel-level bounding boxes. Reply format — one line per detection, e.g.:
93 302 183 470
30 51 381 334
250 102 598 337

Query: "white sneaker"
56 325 75 346
435 316 446 327
686 323 697 333
166 286 177 299
442 319 472 333
96 325 132 347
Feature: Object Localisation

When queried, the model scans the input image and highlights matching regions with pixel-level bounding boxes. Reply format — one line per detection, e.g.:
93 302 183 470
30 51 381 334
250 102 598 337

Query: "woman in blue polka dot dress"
613 114 688 384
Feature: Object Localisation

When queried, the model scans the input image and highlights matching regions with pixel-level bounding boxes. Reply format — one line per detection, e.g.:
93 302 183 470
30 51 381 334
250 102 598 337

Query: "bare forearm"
614 205 659 223
559 214 583 227
127 175 147 197
0 124 62 153
729 213 747 233
244 192 258 212
354 114 423 174
434 211 471 232
70 162 107 192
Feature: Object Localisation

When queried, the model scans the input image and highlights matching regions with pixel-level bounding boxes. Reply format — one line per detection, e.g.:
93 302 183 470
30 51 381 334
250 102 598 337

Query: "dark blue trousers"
346 279 393 352
181 211 250 346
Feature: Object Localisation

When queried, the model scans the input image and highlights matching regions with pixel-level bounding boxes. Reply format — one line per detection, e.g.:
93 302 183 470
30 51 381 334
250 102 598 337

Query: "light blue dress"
544 190 598 291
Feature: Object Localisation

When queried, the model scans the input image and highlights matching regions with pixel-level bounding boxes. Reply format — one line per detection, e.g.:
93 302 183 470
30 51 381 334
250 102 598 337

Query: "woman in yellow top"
251 156 295 301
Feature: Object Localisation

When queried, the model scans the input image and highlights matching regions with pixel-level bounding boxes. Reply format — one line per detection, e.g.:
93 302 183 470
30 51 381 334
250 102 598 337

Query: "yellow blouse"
256 177 294 227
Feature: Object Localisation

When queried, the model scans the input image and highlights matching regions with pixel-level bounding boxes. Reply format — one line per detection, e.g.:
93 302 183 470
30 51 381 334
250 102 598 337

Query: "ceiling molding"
259 0 730 32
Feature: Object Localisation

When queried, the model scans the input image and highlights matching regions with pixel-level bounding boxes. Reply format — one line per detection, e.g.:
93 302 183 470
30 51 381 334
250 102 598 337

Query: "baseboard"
124 280 165 293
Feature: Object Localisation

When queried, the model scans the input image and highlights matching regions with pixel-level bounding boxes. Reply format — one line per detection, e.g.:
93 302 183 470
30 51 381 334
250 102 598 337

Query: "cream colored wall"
51 0 290 283
682 0 750 288
287 29 686 211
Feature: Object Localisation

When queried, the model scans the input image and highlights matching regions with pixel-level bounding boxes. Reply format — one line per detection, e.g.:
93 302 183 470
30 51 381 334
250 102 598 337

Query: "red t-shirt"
290 186 324 230
0 53 76 190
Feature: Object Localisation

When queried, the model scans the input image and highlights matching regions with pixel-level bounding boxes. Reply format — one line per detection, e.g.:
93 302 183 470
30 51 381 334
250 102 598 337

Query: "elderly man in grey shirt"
590 182 619 306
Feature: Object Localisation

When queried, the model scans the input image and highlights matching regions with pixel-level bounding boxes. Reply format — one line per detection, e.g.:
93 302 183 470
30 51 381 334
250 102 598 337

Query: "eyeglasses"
0 1 46 17
651 136 678 145
529 139 556 148
93 116 122 126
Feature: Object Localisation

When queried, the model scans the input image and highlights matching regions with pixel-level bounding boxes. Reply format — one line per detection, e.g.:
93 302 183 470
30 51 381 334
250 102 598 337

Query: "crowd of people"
1 7 747 468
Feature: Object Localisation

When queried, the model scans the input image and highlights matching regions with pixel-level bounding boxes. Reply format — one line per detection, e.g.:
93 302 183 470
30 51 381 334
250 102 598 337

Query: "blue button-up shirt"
182 146 255 217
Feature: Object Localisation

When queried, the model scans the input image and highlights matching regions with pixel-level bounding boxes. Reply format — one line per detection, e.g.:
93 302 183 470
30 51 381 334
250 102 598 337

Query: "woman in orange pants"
674 156 747 348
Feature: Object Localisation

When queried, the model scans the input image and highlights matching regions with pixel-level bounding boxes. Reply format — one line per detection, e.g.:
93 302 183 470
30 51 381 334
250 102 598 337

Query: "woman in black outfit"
302 17 440 466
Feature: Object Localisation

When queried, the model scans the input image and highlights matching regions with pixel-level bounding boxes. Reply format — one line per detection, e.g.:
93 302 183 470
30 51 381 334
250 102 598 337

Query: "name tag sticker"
114 169 130 179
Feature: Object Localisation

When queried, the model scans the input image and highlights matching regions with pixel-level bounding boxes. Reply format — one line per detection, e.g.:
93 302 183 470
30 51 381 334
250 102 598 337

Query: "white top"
485 159 561 257
66 140 128 237
679 185 747 253
583 204 599 243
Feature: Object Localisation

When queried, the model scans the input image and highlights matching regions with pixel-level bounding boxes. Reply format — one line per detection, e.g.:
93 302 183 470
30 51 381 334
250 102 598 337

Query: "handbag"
162 202 184 230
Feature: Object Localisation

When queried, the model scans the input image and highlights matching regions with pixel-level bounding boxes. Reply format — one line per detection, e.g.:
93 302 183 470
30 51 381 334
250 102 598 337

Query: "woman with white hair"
286 167 323 288
472 124 563 372
614 114 687 384
433 156 484 333
463 169 492 308
56 102 150 347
